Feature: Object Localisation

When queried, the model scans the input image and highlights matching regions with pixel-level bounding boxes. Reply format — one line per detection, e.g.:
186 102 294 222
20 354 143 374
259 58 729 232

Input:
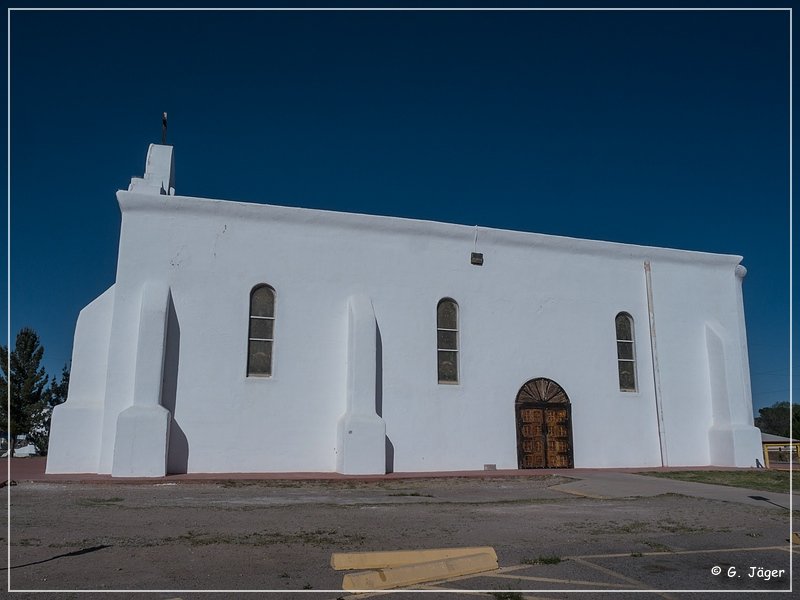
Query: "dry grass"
637 470 796 494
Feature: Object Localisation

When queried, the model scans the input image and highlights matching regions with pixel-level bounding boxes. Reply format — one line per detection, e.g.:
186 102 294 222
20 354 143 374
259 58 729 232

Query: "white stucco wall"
46 286 114 473
47 146 762 475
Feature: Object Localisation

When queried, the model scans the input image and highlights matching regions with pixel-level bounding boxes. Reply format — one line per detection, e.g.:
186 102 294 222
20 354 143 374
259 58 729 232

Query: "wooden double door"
515 378 574 469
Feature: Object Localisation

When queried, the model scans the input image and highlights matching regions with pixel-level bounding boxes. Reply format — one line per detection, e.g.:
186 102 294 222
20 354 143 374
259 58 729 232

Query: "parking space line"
494 564 537 574
340 582 489 598
489 571 639 588
340 586 486 598
338 545 790 598
569 544 789 559
569 557 677 599
415 584 484 593
337 564 559 598
413 562 532 585
521 596 575 600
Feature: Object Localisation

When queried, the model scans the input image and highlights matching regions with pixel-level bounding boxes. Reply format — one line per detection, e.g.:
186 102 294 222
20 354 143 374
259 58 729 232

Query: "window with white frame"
248 285 275 377
615 312 636 392
437 298 459 384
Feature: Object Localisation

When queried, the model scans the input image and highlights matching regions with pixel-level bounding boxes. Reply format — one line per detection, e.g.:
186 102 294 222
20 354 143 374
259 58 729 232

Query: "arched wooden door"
515 378 574 469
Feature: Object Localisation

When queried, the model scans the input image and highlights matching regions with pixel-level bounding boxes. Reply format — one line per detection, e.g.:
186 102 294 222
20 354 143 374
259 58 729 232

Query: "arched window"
437 298 459 384
615 312 636 392
248 285 275 377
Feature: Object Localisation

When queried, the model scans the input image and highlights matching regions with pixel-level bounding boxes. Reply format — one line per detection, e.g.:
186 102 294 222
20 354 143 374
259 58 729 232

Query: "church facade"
46 144 763 477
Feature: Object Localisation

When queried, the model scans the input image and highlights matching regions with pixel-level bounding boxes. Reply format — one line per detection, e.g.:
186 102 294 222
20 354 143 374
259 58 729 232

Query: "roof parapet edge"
116 190 743 268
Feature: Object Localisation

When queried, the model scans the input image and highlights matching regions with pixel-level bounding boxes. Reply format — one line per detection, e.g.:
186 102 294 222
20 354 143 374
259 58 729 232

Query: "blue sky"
6 7 791 415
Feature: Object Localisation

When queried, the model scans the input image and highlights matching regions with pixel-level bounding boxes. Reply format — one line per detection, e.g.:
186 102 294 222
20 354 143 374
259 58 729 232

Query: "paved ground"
3 463 797 599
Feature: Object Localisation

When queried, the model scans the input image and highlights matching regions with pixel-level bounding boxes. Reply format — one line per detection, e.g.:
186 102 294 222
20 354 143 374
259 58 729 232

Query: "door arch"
515 378 574 469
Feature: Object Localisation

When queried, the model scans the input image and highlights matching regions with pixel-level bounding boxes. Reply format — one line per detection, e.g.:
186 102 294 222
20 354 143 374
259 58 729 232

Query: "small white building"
46 144 763 477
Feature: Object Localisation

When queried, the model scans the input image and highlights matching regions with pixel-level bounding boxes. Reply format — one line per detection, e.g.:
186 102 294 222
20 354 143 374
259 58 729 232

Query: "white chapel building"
46 143 763 477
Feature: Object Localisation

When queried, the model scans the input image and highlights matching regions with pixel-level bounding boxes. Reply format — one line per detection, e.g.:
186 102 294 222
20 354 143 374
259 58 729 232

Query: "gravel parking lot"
5 473 796 599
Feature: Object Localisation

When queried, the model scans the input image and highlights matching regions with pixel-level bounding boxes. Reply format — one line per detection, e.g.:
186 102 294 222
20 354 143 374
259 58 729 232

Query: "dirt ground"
4 475 796 599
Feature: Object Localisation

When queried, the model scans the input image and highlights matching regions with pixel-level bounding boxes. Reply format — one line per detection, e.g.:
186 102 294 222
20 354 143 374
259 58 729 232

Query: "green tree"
1 328 49 456
754 401 800 439
30 363 70 454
